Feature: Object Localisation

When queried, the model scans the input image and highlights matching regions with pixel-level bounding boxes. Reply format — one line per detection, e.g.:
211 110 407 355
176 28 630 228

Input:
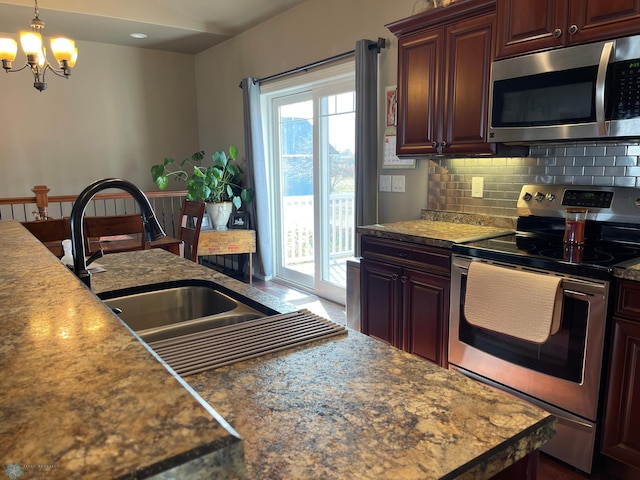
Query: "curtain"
354 39 380 256
241 77 272 278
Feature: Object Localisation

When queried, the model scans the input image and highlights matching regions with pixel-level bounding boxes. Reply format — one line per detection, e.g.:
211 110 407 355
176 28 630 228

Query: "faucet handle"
86 249 104 267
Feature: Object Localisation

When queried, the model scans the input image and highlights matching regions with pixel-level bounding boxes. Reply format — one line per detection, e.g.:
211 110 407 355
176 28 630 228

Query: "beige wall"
194 0 430 224
0 38 199 199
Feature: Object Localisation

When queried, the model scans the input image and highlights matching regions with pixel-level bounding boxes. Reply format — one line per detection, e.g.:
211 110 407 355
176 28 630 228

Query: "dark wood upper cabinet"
496 0 640 59
387 0 496 157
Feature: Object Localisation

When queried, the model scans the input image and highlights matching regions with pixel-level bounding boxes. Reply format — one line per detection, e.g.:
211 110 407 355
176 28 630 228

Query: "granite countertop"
187 334 555 480
358 220 514 249
1 219 555 479
614 260 640 282
0 221 245 479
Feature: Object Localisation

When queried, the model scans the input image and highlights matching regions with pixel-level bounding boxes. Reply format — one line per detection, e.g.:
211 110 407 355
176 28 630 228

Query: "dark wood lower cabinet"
601 280 640 470
360 236 451 367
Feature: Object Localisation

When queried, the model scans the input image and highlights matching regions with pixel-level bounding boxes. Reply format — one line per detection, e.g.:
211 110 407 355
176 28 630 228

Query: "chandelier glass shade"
0 0 78 91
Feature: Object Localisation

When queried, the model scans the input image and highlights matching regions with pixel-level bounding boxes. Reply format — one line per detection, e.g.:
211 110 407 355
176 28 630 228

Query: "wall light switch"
391 175 405 193
379 175 391 192
471 177 484 198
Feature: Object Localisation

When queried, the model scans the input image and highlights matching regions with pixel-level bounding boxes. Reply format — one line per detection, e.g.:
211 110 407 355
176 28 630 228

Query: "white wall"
194 0 430 223
0 38 199 198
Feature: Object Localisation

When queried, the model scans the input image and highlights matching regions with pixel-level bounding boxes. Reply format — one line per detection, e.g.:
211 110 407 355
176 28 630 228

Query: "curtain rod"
239 37 386 88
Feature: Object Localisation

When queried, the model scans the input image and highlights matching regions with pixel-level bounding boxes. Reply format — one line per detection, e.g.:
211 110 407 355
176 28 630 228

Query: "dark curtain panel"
241 77 272 278
354 39 379 256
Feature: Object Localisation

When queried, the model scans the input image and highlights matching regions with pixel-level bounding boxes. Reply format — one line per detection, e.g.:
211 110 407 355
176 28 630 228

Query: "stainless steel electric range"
449 184 640 473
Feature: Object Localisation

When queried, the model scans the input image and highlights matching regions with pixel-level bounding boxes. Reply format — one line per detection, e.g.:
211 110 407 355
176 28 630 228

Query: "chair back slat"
178 200 205 262
84 214 147 254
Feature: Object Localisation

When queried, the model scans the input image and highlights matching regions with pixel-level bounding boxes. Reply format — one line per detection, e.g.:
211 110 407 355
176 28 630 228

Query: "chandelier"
0 0 77 91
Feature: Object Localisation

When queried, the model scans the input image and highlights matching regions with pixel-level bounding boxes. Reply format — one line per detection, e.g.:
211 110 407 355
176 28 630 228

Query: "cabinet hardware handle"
401 275 407 283
441 141 448 147
553 28 562 38
392 274 399 281
397 252 410 258
569 24 578 34
432 141 438 148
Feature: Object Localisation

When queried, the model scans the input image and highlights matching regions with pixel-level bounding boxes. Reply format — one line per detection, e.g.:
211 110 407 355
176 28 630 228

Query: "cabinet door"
396 28 443 156
495 0 567 59
601 317 640 468
442 12 495 155
570 0 640 45
360 259 402 347
402 268 450 366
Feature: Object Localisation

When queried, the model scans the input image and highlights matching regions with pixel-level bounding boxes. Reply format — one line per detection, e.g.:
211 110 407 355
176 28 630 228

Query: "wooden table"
198 229 256 283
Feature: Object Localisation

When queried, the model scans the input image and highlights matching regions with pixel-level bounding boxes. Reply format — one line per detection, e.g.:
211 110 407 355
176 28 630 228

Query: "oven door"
448 254 609 422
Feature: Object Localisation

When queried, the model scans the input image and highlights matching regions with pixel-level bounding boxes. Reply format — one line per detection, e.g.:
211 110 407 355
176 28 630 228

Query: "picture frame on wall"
229 212 249 229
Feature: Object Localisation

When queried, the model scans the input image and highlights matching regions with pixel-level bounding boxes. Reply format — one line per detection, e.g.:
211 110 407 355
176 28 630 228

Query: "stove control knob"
534 192 545 202
635 198 640 207
523 192 532 201
546 193 556 202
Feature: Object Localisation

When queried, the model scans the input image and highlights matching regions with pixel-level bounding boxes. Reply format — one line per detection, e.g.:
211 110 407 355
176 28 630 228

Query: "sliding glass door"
264 65 355 304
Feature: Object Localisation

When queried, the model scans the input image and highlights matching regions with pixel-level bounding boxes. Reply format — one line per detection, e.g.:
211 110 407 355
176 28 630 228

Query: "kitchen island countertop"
1 220 554 479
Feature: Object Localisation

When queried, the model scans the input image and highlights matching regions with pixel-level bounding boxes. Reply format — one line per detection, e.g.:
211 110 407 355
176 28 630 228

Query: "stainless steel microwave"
489 35 640 143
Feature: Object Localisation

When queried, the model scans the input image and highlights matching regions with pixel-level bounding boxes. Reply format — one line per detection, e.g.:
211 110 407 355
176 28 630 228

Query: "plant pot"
206 202 233 230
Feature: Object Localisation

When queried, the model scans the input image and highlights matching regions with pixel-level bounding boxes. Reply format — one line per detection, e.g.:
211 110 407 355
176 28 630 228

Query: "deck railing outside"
282 193 355 267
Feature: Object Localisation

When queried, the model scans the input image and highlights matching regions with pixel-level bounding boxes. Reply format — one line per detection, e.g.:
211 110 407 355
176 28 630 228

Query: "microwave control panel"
609 59 640 120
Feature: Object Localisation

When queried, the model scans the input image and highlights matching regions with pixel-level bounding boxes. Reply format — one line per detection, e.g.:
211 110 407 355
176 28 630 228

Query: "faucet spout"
70 178 166 288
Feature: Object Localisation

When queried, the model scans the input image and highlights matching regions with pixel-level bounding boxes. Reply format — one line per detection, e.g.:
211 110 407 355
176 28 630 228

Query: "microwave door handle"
596 41 614 136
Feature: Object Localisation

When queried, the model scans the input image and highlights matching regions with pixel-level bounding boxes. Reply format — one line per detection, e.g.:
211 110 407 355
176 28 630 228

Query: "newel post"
32 185 50 220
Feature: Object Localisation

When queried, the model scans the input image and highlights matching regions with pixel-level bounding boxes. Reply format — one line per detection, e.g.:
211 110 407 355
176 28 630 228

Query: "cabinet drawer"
616 280 640 322
361 236 451 276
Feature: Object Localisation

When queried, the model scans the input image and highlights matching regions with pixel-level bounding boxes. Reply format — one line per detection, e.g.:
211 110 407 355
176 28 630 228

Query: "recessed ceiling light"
129 33 148 39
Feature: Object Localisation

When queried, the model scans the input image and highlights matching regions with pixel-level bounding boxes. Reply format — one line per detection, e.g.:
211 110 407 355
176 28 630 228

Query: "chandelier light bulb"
51 37 74 62
20 31 42 55
0 38 18 62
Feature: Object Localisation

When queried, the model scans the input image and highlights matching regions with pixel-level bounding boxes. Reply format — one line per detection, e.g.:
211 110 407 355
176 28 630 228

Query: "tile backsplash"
427 141 640 218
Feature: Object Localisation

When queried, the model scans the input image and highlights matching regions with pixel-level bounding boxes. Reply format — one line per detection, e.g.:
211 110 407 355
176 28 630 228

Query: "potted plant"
151 146 254 230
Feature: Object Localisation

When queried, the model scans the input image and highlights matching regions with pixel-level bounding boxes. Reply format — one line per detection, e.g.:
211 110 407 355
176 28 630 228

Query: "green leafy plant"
151 146 254 209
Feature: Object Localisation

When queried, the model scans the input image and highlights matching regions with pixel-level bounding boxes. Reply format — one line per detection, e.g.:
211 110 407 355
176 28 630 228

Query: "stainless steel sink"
98 279 277 343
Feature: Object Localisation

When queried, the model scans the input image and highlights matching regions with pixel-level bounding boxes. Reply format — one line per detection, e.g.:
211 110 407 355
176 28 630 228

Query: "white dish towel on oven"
464 261 563 344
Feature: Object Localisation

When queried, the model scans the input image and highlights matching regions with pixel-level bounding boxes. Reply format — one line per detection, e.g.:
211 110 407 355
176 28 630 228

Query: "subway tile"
585 146 606 156
614 176 637 187
604 166 626 176
614 156 638 166
605 145 627 156
566 147 586 156
565 166 584 175
592 176 614 186
627 145 640 155
625 167 640 176
595 156 616 166
574 157 595 166
584 166 605 176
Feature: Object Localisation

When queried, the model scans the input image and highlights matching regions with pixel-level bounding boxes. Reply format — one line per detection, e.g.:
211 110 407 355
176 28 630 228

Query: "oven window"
492 66 597 127
459 275 587 383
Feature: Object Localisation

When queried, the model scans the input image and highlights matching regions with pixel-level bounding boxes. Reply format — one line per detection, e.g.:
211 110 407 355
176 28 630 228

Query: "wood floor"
249 278 626 480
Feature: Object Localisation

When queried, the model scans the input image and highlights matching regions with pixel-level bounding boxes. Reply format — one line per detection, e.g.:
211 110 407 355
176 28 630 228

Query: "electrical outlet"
471 177 484 198
392 175 405 193
379 175 391 192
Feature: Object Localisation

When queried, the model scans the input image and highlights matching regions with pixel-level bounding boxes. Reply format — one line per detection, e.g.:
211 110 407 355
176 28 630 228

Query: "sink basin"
98 279 278 342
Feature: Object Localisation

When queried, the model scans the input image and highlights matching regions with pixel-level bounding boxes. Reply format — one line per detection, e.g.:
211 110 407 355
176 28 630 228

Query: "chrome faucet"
70 178 166 288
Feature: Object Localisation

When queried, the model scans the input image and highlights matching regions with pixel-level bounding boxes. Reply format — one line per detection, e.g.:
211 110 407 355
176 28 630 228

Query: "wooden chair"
21 218 71 256
178 200 206 262
84 214 148 255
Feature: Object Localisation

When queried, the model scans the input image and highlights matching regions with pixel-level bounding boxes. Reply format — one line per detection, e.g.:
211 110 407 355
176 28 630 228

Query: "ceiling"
0 0 309 54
